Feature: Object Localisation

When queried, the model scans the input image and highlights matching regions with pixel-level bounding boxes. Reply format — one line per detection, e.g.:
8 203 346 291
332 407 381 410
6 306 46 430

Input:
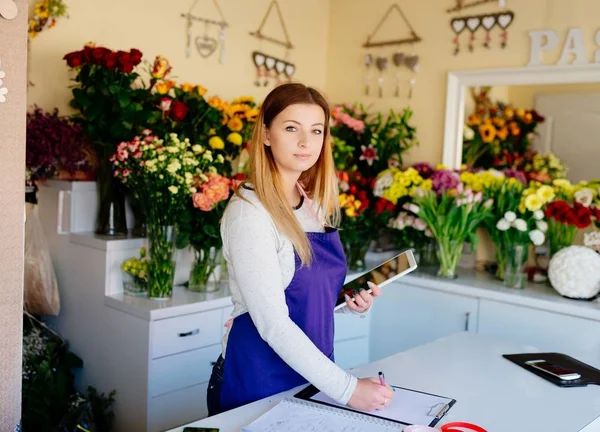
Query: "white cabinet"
369 282 479 362
478 299 600 363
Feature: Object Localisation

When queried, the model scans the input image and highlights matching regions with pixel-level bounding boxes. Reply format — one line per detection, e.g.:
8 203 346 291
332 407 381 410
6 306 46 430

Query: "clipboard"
294 383 456 428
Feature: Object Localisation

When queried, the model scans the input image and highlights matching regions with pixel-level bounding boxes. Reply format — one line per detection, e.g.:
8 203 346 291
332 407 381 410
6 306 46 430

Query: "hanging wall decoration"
450 11 514 54
180 0 228 63
446 0 506 14
362 3 422 99
249 0 295 87
0 58 7 103
0 0 17 20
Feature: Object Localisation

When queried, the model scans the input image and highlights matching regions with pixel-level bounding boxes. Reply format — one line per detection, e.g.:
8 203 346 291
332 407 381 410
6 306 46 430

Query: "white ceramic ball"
548 246 600 300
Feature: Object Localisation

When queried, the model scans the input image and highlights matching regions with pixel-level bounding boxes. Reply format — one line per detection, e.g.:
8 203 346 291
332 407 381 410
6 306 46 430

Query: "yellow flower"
467 114 481 126
209 136 225 150
536 185 555 203
180 83 194 92
168 185 179 194
34 1 49 18
196 85 207 96
421 179 433 191
345 207 356 217
504 107 514 119
516 108 525 118
496 126 508 141
525 194 543 212
479 123 496 143
553 179 571 189
208 96 223 109
227 117 244 132
227 132 243 146
246 108 259 122
208 128 216 136
436 164 448 170
338 193 348 206
151 56 171 79
156 80 175 95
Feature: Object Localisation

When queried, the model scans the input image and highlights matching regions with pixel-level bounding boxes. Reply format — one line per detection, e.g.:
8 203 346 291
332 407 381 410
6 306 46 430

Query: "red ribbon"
441 422 487 432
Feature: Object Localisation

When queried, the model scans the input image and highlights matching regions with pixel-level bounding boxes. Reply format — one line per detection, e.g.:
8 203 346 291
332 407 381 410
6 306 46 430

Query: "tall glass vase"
344 242 370 272
147 224 177 300
436 239 463 279
95 147 128 236
504 244 529 289
547 220 577 257
188 247 221 293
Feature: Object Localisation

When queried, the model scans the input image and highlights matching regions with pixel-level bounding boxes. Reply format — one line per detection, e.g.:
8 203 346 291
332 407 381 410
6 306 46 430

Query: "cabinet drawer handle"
464 312 471 332
178 329 200 337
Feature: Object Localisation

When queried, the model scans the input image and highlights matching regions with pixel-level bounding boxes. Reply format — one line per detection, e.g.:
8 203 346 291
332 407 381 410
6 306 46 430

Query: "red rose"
116 51 134 73
169 101 189 122
129 49 143 66
63 50 84 68
82 46 95 63
91 47 110 65
103 52 118 70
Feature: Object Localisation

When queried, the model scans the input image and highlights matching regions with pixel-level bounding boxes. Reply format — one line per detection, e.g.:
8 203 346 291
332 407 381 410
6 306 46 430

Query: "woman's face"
264 103 326 178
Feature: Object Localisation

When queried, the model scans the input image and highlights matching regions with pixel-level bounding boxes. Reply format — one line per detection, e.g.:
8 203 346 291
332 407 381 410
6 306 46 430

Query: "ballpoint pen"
378 371 395 391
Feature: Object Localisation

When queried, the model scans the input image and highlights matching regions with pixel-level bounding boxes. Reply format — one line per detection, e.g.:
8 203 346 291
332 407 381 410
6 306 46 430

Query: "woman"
207 83 394 416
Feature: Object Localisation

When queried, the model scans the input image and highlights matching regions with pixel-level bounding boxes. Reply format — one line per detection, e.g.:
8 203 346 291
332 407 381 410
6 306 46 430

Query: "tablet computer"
334 249 417 311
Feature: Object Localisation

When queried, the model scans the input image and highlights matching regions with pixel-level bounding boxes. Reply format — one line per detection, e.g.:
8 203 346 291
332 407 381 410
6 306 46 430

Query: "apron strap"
296 182 323 226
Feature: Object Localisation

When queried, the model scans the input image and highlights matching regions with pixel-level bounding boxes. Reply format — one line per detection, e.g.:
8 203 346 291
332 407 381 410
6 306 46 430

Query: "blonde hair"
235 83 340 266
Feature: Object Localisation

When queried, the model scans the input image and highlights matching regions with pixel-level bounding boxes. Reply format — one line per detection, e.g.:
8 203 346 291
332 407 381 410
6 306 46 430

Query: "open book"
242 385 455 432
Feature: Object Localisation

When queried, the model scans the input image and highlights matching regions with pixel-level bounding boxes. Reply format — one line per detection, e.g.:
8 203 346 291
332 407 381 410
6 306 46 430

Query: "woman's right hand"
347 377 395 411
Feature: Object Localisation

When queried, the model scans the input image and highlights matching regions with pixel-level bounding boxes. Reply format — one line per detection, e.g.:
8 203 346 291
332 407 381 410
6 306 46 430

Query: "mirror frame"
442 64 600 169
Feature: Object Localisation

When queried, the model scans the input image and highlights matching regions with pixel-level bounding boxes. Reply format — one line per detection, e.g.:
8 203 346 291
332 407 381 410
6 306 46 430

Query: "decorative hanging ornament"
496 11 514 48
248 0 295 87
180 0 228 63
466 16 481 52
392 51 405 97
450 18 466 55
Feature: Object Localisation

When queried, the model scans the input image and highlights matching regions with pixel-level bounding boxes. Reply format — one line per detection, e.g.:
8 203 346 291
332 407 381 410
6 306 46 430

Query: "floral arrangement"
112 130 225 298
121 247 149 286
337 170 395 270
26 106 95 185
462 98 545 170
22 314 115 431
521 179 600 256
410 169 494 278
331 103 417 178
177 173 232 292
28 0 68 38
524 152 568 183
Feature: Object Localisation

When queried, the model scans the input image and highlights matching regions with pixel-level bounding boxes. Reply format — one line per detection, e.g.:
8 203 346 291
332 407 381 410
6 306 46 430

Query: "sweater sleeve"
224 213 357 405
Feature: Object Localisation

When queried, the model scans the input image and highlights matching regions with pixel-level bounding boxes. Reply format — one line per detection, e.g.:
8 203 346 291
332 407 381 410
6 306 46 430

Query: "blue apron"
219 227 347 412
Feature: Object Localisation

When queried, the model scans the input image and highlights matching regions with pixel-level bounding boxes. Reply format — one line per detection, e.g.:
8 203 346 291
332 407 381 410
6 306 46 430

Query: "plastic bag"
24 203 60 316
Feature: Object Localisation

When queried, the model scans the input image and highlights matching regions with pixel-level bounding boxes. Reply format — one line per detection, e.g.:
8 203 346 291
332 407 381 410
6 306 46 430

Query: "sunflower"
227 117 244 132
478 123 497 143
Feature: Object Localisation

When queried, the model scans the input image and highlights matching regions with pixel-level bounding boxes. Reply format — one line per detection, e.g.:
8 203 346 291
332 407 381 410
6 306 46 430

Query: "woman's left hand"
345 281 382 313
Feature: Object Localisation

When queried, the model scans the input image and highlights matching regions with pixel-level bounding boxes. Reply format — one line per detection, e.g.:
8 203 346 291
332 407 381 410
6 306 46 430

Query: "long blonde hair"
235 83 340 266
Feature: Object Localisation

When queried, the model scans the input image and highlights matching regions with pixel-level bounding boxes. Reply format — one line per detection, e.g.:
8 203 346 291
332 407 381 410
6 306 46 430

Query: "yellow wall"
326 0 600 165
27 0 331 113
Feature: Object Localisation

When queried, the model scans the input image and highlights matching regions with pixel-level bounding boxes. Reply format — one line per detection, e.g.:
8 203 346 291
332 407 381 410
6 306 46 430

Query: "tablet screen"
335 249 417 309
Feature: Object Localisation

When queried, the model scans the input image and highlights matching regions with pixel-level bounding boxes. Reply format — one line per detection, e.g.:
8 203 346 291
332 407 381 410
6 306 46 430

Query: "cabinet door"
369 283 479 362
478 299 600 364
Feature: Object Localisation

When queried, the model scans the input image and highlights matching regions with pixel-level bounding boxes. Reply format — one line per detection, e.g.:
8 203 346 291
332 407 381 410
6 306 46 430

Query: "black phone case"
503 352 600 387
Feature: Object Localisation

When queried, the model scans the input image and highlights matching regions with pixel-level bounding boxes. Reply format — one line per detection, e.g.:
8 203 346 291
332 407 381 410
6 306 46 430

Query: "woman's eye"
313 129 323 135
286 126 297 132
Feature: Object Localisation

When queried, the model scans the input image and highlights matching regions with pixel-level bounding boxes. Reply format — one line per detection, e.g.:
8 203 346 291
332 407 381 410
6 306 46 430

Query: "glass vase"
547 221 577 257
147 224 177 300
188 247 221 293
344 242 370 272
95 147 128 236
504 244 529 289
122 272 148 297
417 238 438 269
436 239 463 279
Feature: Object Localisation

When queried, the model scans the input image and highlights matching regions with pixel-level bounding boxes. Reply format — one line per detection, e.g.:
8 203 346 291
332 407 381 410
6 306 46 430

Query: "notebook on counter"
242 384 456 432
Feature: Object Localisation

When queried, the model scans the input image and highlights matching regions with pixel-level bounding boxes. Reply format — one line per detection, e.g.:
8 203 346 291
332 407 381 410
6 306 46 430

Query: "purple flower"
503 168 527 185
412 162 435 179
431 169 460 193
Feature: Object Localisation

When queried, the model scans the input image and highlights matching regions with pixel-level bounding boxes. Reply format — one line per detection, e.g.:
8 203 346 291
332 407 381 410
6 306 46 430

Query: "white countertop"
167 332 600 432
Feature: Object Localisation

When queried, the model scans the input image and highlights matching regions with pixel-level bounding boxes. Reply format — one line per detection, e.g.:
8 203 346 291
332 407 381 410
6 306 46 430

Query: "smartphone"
525 359 581 381
334 249 417 311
